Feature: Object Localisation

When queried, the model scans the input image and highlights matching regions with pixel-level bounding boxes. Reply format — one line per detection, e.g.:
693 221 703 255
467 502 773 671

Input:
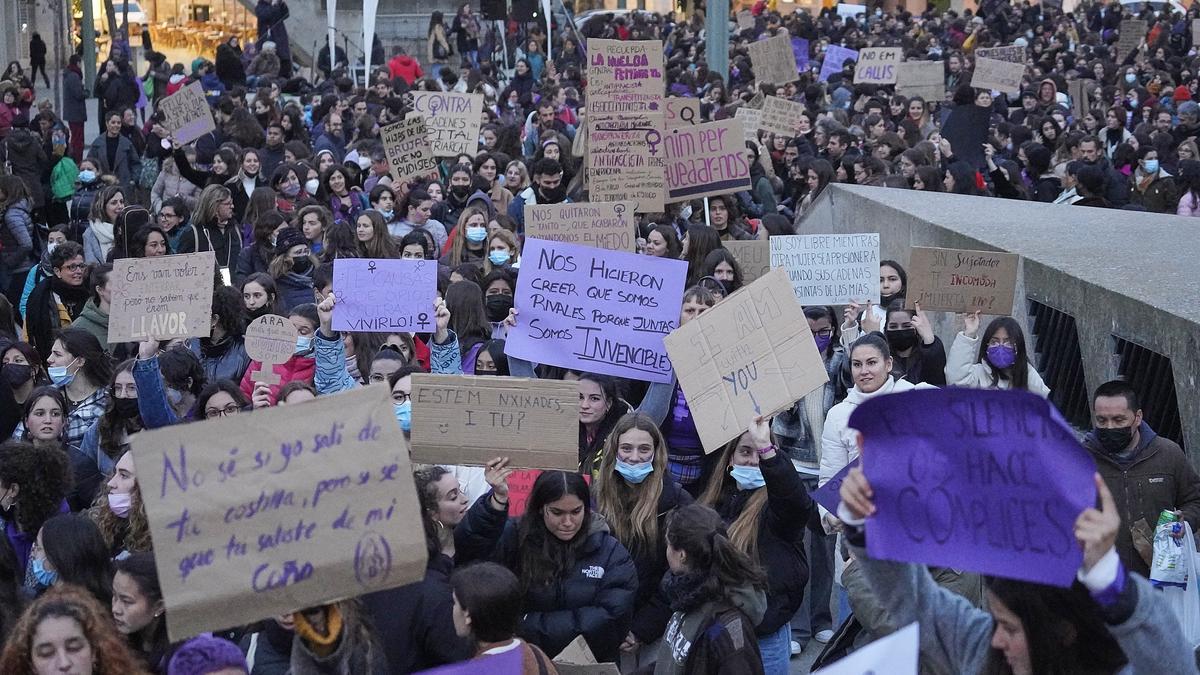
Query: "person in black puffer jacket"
699 418 815 675
455 467 638 663
592 412 693 663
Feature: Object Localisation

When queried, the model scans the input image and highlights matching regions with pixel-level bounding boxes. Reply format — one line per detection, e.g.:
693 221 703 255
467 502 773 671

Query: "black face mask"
247 305 273 322
485 294 514 322
450 184 471 199
112 397 140 420
291 256 312 274
886 327 918 352
1 363 33 387
880 291 904 307
537 184 566 204
1095 426 1134 455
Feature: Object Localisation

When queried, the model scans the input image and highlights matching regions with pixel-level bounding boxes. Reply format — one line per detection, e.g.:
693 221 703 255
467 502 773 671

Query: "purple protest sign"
506 239 688 383
814 459 858 515
414 649 522 674
819 45 859 82
331 258 437 332
855 388 1097 588
792 38 810 72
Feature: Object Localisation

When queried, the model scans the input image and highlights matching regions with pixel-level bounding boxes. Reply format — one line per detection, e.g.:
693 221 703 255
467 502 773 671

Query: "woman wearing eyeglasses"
23 242 90 362
945 311 1050 396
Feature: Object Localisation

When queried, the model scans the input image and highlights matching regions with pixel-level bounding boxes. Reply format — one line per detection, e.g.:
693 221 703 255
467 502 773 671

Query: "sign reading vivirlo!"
505 239 688 383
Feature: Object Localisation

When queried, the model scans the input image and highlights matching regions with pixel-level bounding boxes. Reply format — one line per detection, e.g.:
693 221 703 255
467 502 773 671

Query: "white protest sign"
770 234 880 305
854 47 901 84
814 623 918 675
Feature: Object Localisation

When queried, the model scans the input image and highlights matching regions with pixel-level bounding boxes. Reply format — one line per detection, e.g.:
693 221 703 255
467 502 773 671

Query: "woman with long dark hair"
945 312 1050 395
111 552 171 670
454 468 638 661
656 503 768 673
30 513 113 606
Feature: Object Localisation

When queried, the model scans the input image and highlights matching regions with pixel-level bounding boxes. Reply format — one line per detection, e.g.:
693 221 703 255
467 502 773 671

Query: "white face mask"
305 178 320 194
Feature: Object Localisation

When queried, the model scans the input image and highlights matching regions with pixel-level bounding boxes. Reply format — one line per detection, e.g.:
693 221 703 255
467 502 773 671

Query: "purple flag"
813 459 858 515
792 38 810 72
854 388 1097 588
819 45 858 83
506 239 687 383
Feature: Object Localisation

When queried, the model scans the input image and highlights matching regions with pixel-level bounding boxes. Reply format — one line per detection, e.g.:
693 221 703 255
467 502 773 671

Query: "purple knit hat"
167 635 248 675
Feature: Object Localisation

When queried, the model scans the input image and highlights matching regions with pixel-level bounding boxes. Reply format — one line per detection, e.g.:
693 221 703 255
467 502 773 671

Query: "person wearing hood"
507 158 568 233
388 46 424 85
69 264 112 351
267 227 316 314
0 175 36 309
1083 379 1200 579
656 502 768 674
1128 145 1178 214
87 110 141 193
82 185 125 264
214 37 247 89
63 54 88 162
454 468 638 662
699 417 813 675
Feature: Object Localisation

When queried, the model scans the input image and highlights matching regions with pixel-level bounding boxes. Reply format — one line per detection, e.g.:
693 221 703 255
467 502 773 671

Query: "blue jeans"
757 623 791 675
791 477 835 644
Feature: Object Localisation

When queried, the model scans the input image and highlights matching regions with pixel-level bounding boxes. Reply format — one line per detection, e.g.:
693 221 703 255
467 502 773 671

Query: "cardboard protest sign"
792 37 810 72
158 82 216 145
970 57 1025 96
975 45 1026 63
525 201 637 251
904 246 1019 313
410 375 578 470
734 107 763 144
856 389 1098 587
759 96 807 137
896 60 945 101
245 315 298 385
665 98 700 128
819 45 858 82
747 33 799 85
1194 19 1200 48
663 119 753 202
133 385 427 640
506 239 688 383
813 623 918 675
770 233 880 305
408 92 484 157
725 239 770 284
853 47 902 85
555 635 621 674
107 251 215 342
330 258 437 332
587 113 666 212
812 459 858 515
940 104 991 169
587 39 665 116
381 117 436 183
663 269 828 452
1069 79 1090 120
736 10 755 30
1117 19 1147 58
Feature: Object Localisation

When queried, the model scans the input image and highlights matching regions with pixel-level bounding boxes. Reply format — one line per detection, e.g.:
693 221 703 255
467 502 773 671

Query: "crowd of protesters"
0 0 1196 673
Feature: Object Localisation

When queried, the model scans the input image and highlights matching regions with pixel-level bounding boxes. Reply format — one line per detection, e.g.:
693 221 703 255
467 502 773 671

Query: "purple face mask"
814 333 832 354
986 344 1017 369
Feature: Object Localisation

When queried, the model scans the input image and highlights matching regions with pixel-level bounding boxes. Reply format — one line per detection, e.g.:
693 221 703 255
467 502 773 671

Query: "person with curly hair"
0 440 71 575
88 450 152 557
0 583 152 675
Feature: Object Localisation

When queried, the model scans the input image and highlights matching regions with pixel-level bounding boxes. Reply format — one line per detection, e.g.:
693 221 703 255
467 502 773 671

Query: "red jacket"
239 354 316 405
388 55 424 85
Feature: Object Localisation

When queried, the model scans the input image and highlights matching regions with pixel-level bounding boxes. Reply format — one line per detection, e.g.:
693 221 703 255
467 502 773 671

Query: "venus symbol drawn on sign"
245 315 298 385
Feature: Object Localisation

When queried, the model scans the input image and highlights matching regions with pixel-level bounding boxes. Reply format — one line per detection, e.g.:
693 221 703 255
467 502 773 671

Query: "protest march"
2 0 1200 673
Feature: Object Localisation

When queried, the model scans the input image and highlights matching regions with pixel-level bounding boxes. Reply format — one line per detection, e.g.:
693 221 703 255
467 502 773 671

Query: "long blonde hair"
447 205 489 266
593 412 668 557
699 432 768 559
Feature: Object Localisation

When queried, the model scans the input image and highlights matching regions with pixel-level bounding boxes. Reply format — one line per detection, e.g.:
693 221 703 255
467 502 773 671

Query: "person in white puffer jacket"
944 310 1050 397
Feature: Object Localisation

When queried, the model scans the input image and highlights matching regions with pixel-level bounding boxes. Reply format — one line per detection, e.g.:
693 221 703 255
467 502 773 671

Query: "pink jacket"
239 354 316 405
1177 192 1200 217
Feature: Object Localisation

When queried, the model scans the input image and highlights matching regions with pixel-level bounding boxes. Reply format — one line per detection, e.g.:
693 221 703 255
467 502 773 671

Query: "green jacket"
69 300 109 350
50 156 79 201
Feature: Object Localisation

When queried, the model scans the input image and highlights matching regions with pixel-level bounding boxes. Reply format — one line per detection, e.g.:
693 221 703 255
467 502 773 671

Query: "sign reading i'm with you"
133 385 427 640
505 239 688 383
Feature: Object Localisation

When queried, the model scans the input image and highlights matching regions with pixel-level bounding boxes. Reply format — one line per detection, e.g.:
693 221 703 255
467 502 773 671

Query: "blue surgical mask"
393 400 412 431
32 557 58 587
166 387 185 407
466 226 488 242
78 169 97 183
1143 159 1160 174
295 335 313 354
1125 72 1137 84
488 250 511 266
615 460 654 484
380 209 394 220
47 358 78 385
730 465 766 491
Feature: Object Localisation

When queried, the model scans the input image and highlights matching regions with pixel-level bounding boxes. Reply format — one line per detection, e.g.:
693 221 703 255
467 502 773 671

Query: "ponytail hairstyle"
698 431 770 559
516 471 591 591
666 503 766 601
594 412 669 557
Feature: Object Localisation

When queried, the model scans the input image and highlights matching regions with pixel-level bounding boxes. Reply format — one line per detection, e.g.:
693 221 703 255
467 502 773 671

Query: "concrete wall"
801 184 1200 456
